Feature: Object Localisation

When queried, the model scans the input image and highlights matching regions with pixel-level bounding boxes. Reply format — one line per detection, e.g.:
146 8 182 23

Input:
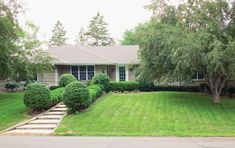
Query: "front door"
119 66 126 81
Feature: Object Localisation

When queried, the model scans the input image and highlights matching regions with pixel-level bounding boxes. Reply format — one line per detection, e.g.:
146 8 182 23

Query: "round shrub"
91 73 110 92
59 74 77 87
63 81 91 113
24 83 51 110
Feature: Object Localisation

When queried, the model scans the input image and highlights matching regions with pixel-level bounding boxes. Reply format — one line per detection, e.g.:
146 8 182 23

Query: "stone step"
37 115 63 119
44 112 65 115
57 105 66 108
50 108 67 112
6 129 54 134
29 119 59 124
16 124 57 129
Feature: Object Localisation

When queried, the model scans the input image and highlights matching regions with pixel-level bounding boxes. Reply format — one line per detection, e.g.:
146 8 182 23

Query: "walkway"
0 136 234 148
2 103 67 135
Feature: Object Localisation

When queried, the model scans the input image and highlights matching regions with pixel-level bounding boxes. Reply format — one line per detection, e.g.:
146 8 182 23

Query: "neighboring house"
37 44 139 86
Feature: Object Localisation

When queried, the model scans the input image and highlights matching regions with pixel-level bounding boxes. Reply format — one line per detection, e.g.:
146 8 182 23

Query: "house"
37 45 139 86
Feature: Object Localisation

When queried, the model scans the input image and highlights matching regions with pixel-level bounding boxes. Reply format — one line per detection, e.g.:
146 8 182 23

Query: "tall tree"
85 12 114 46
0 0 24 79
48 20 67 47
124 0 235 103
75 27 88 46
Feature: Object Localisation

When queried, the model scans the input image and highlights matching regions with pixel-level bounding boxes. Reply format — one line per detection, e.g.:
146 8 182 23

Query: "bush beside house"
59 74 77 87
109 81 139 92
91 73 110 92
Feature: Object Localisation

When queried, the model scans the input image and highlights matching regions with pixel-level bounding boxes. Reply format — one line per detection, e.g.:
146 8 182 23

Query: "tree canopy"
48 20 67 47
75 12 115 46
122 0 235 103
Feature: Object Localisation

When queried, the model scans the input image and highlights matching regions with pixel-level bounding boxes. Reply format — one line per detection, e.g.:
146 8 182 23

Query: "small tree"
75 27 88 46
48 20 67 47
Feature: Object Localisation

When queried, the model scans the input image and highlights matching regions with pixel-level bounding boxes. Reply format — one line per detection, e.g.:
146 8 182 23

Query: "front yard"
56 92 235 136
0 92 29 131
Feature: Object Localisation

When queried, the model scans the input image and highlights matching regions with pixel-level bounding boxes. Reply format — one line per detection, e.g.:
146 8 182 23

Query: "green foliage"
91 73 110 92
75 12 115 46
24 83 51 110
50 87 65 105
125 0 235 103
48 20 67 47
49 85 60 90
88 84 103 101
63 81 91 113
5 81 19 91
109 81 139 92
59 74 77 87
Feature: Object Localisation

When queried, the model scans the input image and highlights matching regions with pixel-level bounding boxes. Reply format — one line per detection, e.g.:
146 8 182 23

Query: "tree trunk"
212 91 220 103
207 75 227 104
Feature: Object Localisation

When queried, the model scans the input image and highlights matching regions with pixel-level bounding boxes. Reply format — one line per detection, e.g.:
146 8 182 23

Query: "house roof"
46 44 139 65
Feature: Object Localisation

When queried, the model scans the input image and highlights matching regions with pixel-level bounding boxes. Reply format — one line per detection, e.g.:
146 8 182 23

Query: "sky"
18 0 180 44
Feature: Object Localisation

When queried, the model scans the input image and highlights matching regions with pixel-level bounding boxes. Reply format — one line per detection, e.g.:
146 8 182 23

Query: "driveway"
0 136 235 148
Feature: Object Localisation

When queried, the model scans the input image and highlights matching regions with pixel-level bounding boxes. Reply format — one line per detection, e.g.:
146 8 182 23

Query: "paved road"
0 136 235 148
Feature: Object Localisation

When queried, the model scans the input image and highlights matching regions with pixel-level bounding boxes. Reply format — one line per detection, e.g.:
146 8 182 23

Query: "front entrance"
119 66 126 81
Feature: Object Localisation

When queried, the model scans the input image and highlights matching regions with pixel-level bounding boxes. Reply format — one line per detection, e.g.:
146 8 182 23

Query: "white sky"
18 0 180 44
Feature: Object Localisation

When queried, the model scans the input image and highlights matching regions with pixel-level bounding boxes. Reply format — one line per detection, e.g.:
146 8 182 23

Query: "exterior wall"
107 65 116 81
38 71 56 86
128 69 135 81
57 65 70 78
95 65 108 74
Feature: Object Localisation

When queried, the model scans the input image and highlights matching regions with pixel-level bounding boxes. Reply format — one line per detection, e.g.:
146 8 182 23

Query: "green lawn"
0 92 29 131
56 92 235 136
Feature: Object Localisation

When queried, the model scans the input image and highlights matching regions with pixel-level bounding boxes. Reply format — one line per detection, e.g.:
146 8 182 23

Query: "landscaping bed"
56 92 235 136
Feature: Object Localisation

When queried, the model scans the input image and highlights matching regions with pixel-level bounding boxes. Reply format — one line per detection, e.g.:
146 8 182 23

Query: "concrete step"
37 115 63 119
6 129 54 134
29 119 60 124
57 105 66 108
50 108 67 112
16 124 57 129
44 112 65 115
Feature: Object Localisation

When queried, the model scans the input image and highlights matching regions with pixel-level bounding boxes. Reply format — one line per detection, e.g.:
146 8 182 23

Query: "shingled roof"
46 44 139 65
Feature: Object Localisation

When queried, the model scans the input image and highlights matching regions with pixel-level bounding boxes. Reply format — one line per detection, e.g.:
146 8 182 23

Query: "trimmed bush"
5 81 19 91
63 81 91 113
91 73 110 92
59 74 77 87
24 83 51 110
88 84 103 101
50 87 65 105
109 81 139 92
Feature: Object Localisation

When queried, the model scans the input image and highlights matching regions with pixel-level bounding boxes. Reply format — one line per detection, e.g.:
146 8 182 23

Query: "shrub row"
109 81 201 92
109 81 139 92
88 84 103 102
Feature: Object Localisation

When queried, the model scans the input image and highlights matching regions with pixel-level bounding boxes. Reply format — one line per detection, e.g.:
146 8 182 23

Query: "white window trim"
116 65 129 81
192 71 205 81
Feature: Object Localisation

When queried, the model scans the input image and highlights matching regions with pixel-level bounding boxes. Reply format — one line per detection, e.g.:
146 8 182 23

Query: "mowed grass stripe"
0 92 29 131
56 92 235 136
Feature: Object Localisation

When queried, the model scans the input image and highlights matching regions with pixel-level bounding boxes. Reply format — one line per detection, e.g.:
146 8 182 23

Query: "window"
192 71 204 80
119 67 126 81
88 66 95 80
71 66 79 80
80 66 87 80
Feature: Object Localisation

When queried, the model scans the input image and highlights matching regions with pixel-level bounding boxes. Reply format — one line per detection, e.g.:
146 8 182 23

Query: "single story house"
37 45 139 86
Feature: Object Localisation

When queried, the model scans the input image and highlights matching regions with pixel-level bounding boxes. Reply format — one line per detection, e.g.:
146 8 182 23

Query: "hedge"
88 84 103 101
50 87 65 105
109 81 139 92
